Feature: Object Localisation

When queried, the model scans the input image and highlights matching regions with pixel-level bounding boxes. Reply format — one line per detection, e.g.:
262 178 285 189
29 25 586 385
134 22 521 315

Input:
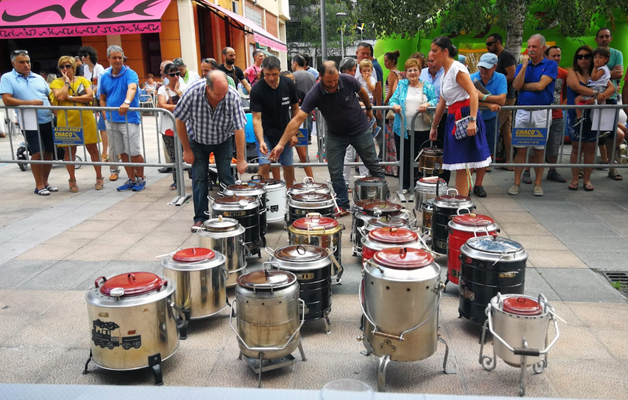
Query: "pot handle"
326 248 343 281
447 188 458 197
456 207 471 216
94 276 107 288
168 299 188 340
229 298 306 352
303 176 314 185
264 246 275 257
250 174 263 182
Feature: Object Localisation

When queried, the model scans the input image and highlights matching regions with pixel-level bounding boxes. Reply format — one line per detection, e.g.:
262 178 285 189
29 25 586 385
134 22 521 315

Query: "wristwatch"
365 106 372 111
468 116 476 122
124 99 131 104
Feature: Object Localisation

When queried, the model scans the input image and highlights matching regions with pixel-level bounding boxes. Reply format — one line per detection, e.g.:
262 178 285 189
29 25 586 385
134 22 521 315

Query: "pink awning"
198 0 287 52
0 0 171 39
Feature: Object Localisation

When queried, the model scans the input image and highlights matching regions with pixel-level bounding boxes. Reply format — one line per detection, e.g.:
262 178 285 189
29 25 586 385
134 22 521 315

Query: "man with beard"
218 47 251 93
268 61 385 217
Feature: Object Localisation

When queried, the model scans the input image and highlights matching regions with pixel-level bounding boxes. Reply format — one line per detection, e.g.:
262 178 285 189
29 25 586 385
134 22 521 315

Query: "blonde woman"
50 56 103 192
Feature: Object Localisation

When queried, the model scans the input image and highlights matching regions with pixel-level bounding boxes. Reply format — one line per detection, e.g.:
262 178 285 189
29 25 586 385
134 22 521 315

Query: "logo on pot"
91 319 142 351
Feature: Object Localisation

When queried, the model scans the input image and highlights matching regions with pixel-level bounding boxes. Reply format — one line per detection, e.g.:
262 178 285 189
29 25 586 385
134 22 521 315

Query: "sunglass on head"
485 41 496 47
576 54 592 60
12 50 28 56
59 64 73 70
168 72 180 77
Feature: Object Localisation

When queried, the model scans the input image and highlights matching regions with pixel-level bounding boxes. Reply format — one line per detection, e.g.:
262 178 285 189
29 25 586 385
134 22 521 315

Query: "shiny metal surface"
353 177 389 203
263 180 287 222
85 275 179 370
162 252 227 319
197 220 247 287
413 178 448 211
462 236 528 264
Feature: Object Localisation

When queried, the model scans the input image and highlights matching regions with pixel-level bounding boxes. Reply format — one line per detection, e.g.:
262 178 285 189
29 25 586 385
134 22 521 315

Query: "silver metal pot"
221 181 268 236
230 268 306 387
360 247 453 391
250 175 287 223
353 176 389 202
479 293 560 397
84 272 181 384
162 247 227 321
197 216 247 287
287 193 335 225
413 177 447 211
287 176 331 198
211 196 263 251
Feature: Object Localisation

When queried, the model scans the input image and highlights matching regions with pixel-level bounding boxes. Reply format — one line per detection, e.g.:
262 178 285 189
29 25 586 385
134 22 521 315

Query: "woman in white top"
428 36 491 197
157 63 186 190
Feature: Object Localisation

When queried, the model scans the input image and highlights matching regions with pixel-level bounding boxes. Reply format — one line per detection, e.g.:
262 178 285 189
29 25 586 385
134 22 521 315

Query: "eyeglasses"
59 64 73 70
12 50 28 56
168 72 180 77
485 41 496 47
576 54 592 60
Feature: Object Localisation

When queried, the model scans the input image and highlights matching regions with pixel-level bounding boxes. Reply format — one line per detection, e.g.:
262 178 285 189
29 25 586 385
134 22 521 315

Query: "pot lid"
372 247 433 270
433 194 474 208
354 198 380 209
292 193 332 202
250 177 281 185
421 199 434 209
363 201 402 214
100 272 164 297
367 216 408 227
467 236 523 254
357 176 386 183
215 195 256 205
238 270 296 290
502 296 543 316
422 147 443 155
172 247 216 262
368 227 418 244
418 177 446 185
452 213 495 227
293 214 338 230
274 245 329 262
292 180 327 190
202 216 239 231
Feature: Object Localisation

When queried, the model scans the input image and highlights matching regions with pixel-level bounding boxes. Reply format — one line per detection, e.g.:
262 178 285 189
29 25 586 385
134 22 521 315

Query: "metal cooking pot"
353 176 389 203
84 272 181 384
421 199 434 237
361 227 423 264
287 192 335 225
459 236 527 324
413 177 447 211
353 213 411 256
221 181 267 236
197 216 247 287
211 195 263 251
418 146 443 176
250 175 287 223
287 177 330 198
432 190 475 254
162 247 227 322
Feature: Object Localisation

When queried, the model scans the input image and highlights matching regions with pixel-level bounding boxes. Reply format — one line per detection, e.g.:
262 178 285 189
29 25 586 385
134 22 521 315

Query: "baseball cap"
173 58 185 67
477 53 498 69
458 55 467 64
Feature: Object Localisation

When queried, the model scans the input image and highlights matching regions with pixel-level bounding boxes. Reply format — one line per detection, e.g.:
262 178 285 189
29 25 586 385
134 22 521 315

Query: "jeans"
327 128 385 210
190 137 235 222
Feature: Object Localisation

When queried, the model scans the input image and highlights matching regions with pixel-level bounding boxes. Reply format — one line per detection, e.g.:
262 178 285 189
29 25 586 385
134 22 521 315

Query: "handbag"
386 110 395 120
419 89 433 125
75 83 86 96
454 116 471 140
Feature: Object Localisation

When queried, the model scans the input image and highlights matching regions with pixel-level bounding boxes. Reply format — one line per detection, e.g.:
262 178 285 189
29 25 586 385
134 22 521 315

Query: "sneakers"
334 207 350 218
546 170 566 183
132 177 146 192
372 126 381 138
368 117 376 130
508 184 520 195
117 179 135 191
109 173 118 181
522 170 532 184
191 221 204 233
533 185 544 196
473 185 487 198
45 185 59 192
34 188 51 196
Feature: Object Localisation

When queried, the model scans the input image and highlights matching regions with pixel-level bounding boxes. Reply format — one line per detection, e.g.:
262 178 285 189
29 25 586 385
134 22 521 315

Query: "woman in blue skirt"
429 37 491 197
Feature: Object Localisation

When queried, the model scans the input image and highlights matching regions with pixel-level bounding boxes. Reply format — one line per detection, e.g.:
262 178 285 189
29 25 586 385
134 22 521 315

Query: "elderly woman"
49 56 102 192
566 45 617 191
389 58 438 192
429 36 491 197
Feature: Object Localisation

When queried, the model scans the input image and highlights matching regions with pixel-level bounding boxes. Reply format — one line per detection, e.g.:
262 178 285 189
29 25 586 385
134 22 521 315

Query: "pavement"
1 122 628 399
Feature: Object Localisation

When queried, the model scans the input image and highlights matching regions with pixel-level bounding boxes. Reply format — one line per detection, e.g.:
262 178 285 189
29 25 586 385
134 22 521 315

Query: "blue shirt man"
470 54 507 121
419 60 445 100
514 57 557 106
99 66 140 124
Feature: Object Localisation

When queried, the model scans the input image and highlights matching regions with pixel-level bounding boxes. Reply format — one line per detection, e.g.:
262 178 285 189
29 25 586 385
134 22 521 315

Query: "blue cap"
478 53 498 69
458 55 467 64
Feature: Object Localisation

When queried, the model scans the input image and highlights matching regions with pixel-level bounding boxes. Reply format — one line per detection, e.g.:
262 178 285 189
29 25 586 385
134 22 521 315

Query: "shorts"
513 109 550 150
107 121 142 156
256 135 293 166
547 118 564 158
97 113 106 131
25 121 55 155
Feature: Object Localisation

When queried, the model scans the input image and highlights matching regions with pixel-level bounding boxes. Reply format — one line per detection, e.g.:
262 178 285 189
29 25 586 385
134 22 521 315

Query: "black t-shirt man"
217 64 245 86
496 49 518 99
249 76 300 139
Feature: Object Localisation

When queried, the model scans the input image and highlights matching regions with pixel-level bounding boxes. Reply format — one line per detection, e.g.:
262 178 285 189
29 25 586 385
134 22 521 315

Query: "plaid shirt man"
173 79 247 144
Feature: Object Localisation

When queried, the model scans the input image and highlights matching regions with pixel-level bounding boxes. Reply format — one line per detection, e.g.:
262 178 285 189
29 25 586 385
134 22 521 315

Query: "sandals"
169 182 177 191
583 183 595 191
102 154 109 162
609 169 623 181
568 182 578 191
68 179 79 193
34 188 50 196
95 177 104 190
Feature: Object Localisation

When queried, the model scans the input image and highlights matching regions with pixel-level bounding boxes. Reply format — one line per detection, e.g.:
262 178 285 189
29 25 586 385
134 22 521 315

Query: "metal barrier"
0 104 191 206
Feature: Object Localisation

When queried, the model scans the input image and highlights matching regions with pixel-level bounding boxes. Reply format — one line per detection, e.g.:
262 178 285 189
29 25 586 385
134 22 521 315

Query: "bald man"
174 71 248 232
269 61 385 216
218 47 251 93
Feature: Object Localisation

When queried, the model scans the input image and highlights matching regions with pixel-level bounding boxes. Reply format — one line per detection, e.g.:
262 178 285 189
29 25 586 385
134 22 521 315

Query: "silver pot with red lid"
361 227 424 264
84 272 180 384
480 293 561 397
230 267 306 386
360 247 452 391
162 247 227 321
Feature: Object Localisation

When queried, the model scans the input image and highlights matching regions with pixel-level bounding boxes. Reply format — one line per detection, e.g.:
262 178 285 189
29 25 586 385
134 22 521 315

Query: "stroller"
14 121 82 171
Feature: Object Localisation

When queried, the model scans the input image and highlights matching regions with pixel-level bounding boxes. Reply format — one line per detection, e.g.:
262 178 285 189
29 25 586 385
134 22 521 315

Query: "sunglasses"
59 64 73 70
12 50 28 56
485 41 496 47
576 54 592 60
168 72 180 77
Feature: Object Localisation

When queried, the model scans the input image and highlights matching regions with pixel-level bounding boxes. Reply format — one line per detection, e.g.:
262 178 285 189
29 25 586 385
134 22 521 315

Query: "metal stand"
83 349 92 374
240 339 306 388
376 355 391 392
148 353 163 386
323 314 331 334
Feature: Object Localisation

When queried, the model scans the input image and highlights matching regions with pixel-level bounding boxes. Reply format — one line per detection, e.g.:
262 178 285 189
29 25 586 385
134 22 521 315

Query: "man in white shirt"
173 58 201 85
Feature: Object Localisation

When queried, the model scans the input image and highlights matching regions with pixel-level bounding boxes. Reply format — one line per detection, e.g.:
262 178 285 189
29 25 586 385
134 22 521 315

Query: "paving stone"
0 259 57 289
507 236 569 251
526 250 588 269
488 212 538 224
567 302 628 330
497 222 552 236
524 268 561 301
538 269 625 303
547 358 628 399
18 260 106 291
